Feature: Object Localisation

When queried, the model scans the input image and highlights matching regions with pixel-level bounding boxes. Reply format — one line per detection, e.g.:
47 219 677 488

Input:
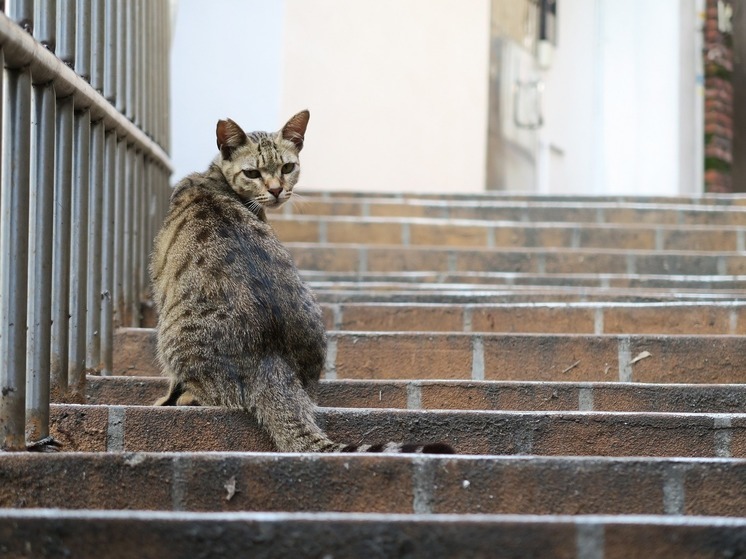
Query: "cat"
149 111 453 454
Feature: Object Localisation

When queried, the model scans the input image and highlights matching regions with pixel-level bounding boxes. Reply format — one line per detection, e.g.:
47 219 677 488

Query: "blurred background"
170 0 743 196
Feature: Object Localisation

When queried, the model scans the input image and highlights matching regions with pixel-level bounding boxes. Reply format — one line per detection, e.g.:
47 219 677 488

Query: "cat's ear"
281 110 310 152
216 118 247 160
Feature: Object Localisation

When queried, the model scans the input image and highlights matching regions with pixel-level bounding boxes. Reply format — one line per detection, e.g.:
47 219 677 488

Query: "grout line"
486 227 495 249
536 254 546 275
406 382 422 410
738 229 745 253
106 406 125 452
663 465 686 515
324 339 337 380
655 228 665 251
463 305 473 333
361 202 370 218
714 416 733 458
412 457 435 514
332 304 343 331
576 522 605 559
594 308 604 335
625 254 636 275
401 222 410 246
730 309 738 335
571 228 581 249
171 455 189 512
471 336 485 381
318 220 328 244
448 252 457 273
717 256 728 276
578 388 594 411
358 247 368 274
617 337 632 382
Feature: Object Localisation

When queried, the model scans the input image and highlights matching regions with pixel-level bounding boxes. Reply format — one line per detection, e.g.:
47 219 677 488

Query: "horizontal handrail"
0 10 171 172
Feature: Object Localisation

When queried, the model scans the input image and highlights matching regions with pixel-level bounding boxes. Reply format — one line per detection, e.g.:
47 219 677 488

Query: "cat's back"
150 171 309 331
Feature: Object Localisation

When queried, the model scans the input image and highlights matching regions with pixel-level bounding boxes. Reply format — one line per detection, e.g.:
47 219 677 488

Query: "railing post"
85 119 104 373
0 66 32 451
68 109 90 395
100 130 116 375
50 95 73 398
26 83 56 446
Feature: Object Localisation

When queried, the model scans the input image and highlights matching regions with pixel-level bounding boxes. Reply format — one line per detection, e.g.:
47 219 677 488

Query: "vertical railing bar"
114 0 124 113
50 95 73 397
112 137 125 328
10 0 34 32
74 0 91 81
56 0 76 66
100 130 115 375
35 0 57 52
68 109 90 395
26 82 56 445
136 0 143 129
85 119 104 373
131 150 142 325
121 144 133 325
124 0 133 120
89 0 104 91
103 0 115 102
0 67 32 451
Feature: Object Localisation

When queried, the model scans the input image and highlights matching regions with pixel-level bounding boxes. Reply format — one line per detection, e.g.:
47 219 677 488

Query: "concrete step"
312 286 746 304
4 509 746 559
285 242 746 276
316 301 746 335
300 190 746 206
85 376 746 414
303 270 746 291
48 403 745 457
272 214 746 252
282 197 746 225
1 453 744 516
114 328 746 383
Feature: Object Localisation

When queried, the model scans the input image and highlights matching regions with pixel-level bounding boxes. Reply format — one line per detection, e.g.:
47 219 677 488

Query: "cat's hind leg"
154 378 200 406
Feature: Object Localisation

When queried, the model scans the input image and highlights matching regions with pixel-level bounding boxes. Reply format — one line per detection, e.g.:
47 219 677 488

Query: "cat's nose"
268 187 283 199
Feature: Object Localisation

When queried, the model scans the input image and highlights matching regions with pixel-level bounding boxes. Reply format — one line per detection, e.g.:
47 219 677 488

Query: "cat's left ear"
281 110 310 152
216 118 247 160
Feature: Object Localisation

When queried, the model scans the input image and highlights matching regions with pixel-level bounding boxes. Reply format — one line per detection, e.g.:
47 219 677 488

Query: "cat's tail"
335 441 455 454
253 356 455 454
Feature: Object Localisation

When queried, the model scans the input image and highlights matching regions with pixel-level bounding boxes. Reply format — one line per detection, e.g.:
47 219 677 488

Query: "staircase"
4 192 746 557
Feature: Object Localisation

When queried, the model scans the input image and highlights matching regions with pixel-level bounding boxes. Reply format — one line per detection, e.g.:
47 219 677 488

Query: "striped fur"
150 112 453 455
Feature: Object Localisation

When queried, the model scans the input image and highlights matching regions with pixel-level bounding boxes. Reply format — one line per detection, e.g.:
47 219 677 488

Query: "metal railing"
0 0 172 451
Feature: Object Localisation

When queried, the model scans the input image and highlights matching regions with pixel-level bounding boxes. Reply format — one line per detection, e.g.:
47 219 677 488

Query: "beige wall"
282 0 491 193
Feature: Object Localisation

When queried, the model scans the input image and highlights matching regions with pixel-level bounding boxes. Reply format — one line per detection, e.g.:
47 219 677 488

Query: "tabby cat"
149 111 453 454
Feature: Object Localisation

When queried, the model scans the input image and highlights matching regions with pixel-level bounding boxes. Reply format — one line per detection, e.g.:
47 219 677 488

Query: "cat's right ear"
216 119 247 160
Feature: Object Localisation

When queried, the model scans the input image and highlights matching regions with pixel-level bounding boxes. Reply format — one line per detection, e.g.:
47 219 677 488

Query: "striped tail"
337 442 455 454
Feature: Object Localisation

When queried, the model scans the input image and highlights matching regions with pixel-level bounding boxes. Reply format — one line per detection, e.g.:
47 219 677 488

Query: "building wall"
281 0 491 193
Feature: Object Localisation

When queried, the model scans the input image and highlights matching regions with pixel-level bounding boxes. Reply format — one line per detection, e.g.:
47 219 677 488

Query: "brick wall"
704 0 734 192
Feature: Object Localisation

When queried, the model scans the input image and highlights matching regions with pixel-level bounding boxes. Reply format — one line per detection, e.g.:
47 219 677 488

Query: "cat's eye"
243 169 261 179
281 162 296 174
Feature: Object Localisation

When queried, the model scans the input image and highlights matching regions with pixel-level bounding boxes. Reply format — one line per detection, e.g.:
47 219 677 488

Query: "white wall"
281 0 491 193
170 0 284 183
542 0 699 196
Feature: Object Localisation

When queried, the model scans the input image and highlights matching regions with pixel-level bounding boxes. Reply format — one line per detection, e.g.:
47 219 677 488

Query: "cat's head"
215 110 309 211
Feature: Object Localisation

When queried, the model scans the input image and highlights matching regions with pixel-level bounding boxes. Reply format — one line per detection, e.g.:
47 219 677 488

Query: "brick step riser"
114 329 746 384
286 243 746 276
2 454 744 517
49 404 746 458
273 216 746 252
85 377 746 414
4 510 746 559
316 302 746 335
283 199 746 225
